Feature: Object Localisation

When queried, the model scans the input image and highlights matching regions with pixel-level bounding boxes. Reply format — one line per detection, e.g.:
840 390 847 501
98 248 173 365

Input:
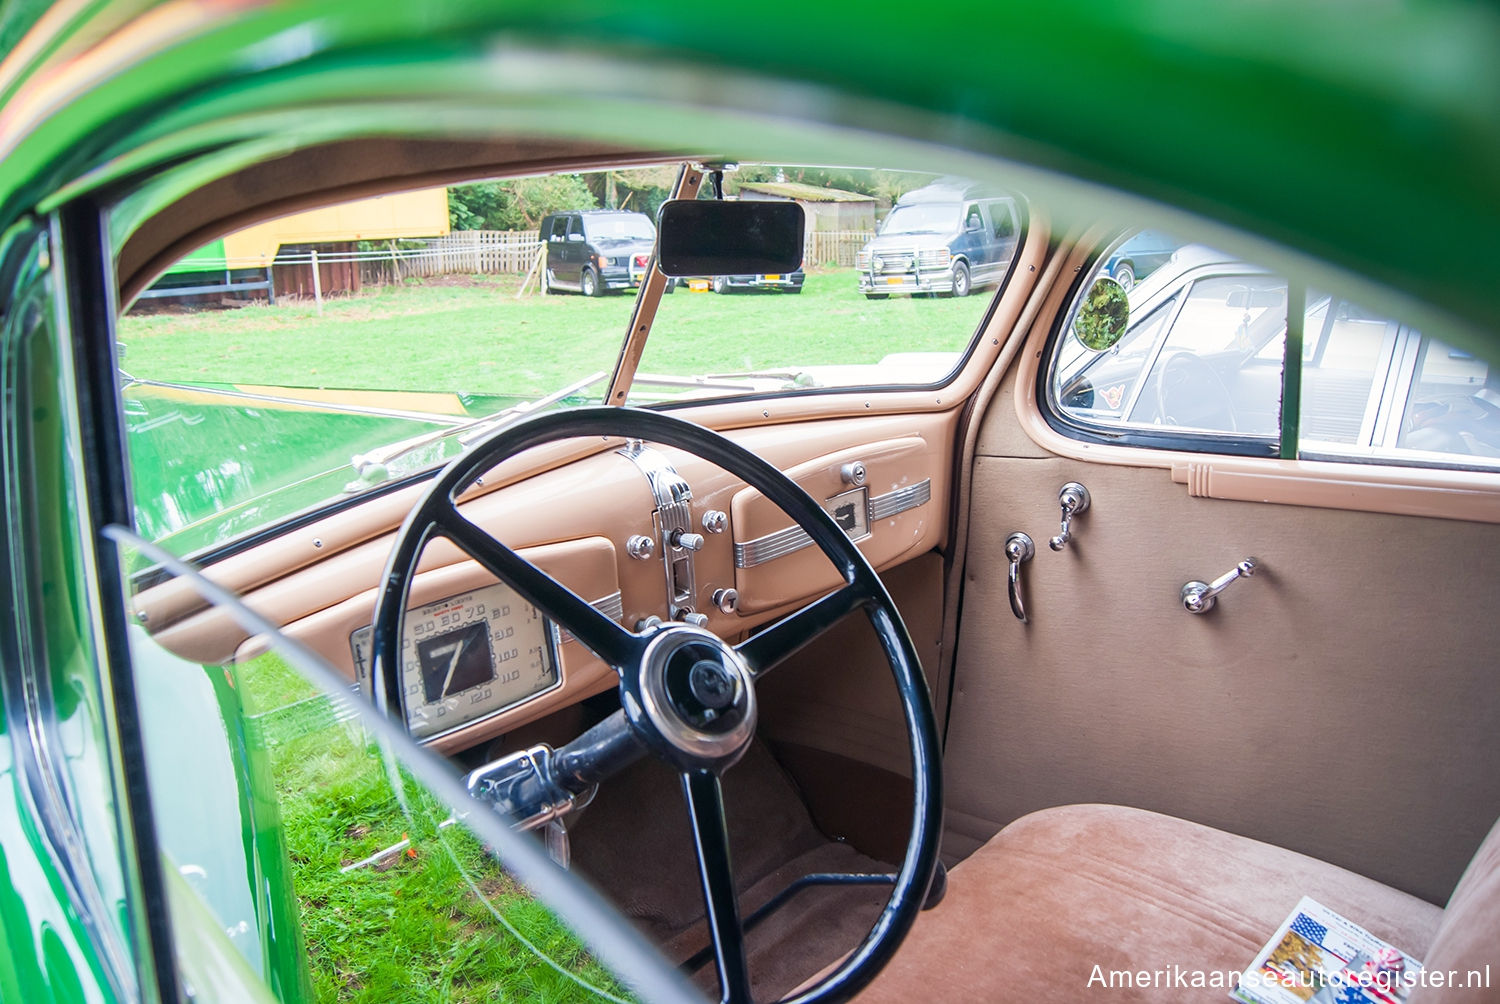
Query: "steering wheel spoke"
435 503 642 670
682 769 753 1004
735 584 866 677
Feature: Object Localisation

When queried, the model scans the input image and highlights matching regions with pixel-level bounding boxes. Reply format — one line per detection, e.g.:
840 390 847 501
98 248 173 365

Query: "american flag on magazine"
1231 897 1423 1004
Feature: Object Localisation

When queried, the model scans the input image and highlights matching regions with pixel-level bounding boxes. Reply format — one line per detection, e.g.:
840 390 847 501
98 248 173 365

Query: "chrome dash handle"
1004 532 1035 623
1181 557 1259 614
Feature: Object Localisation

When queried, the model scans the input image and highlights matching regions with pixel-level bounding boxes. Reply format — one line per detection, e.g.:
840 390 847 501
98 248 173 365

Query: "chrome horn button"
634 626 757 768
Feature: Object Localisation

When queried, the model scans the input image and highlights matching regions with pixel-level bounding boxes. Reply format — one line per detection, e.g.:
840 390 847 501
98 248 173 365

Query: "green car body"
1 1 1498 1001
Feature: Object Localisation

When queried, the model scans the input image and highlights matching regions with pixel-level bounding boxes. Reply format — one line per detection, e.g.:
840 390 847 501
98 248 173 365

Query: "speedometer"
350 583 561 741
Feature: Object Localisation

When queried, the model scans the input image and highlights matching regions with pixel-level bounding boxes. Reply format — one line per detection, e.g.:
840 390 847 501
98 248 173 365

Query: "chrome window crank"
1048 482 1091 551
1181 557 1259 614
1004 532 1035 622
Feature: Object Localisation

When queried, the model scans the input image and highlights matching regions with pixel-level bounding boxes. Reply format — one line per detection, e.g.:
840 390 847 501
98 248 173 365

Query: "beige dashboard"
139 411 956 753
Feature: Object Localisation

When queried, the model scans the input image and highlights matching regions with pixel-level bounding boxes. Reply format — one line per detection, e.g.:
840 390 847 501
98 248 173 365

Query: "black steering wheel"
371 406 942 1004
1153 350 1238 432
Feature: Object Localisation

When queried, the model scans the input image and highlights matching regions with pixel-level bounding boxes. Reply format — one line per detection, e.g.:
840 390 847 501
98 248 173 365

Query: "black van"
856 178 1020 298
540 209 658 296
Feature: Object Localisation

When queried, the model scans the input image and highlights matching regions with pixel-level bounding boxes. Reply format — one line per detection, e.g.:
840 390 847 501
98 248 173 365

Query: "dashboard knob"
712 588 739 614
701 510 728 534
683 612 710 628
671 530 705 552
626 534 655 560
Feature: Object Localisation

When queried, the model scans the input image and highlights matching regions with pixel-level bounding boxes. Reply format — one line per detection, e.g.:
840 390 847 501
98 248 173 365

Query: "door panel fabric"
945 399 1500 904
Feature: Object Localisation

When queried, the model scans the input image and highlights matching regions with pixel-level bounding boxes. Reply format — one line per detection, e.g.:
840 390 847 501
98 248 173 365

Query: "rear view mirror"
656 200 805 276
1072 276 1130 351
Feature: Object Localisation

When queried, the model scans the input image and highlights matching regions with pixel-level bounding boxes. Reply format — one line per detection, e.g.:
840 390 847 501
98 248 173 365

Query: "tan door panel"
944 447 1500 905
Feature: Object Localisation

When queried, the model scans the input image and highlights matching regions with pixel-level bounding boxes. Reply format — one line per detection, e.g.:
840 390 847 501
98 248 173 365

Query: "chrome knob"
1181 557 1259 614
635 615 664 632
712 588 739 614
841 461 868 486
682 612 709 628
671 530 705 552
625 534 655 560
701 510 728 534
1048 482 1091 551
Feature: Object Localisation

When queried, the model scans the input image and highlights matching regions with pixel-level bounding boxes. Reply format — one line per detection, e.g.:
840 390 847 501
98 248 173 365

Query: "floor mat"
567 740 893 1000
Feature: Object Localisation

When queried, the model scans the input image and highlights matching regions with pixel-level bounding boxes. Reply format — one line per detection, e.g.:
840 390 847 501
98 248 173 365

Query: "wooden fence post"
310 248 323 314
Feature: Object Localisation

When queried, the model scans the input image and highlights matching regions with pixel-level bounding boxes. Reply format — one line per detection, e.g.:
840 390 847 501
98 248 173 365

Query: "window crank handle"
1049 482 1091 551
1181 557 1259 614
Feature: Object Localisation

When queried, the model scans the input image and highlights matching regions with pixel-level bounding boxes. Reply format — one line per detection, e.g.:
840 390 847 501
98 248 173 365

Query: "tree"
585 166 678 217
447 174 597 231
724 166 935 207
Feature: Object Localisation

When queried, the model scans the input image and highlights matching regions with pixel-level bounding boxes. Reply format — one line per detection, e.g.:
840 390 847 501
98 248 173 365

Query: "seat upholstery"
1413 812 1500 1002
857 804 1451 1003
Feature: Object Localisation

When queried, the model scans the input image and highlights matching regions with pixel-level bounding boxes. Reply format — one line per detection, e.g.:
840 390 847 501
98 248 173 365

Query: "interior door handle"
1004 532 1035 623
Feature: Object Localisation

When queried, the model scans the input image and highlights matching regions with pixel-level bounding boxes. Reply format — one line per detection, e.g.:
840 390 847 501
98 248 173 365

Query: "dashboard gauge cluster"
350 582 561 741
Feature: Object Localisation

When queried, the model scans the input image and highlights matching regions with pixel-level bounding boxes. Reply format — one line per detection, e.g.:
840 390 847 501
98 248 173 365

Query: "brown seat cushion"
856 804 1444 1003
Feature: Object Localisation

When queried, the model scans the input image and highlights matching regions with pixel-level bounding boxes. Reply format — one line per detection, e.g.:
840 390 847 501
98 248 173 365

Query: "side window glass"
1055 296 1177 420
992 204 1015 240
567 216 583 240
963 203 982 232
1396 338 1500 465
1299 297 1396 447
1125 275 1285 436
548 217 567 241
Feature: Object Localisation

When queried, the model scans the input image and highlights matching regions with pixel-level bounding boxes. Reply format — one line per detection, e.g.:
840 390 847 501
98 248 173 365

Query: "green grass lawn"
119 269 991 398
239 654 631 1003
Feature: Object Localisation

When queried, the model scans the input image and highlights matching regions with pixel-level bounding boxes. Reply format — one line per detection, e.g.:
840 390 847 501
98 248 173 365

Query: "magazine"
1231 897 1423 1004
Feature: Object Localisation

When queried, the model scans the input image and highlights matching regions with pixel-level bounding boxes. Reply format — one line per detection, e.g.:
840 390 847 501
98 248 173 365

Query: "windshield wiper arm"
348 370 609 486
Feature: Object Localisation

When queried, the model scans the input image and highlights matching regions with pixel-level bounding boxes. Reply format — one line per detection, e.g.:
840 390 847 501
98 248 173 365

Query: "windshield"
119 164 1017 562
586 214 655 241
878 203 961 235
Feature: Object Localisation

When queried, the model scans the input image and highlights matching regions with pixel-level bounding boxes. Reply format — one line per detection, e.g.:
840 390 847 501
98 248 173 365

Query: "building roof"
736 182 875 203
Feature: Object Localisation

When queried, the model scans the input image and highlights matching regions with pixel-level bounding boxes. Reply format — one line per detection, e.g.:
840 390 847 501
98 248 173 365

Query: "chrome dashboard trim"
733 478 932 568
617 441 699 616
558 591 625 645
869 478 932 520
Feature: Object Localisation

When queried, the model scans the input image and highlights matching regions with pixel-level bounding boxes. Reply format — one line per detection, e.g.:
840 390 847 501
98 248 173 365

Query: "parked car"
1102 228 1179 291
0 3 1497 1004
711 268 805 293
540 209 658 295
856 178 1020 298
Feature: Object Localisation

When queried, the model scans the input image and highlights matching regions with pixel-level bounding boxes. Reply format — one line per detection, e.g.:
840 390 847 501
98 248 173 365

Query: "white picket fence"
400 230 542 275
150 227 877 294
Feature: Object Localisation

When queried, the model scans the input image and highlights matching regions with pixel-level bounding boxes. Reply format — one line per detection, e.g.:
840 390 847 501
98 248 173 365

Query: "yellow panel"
220 188 450 264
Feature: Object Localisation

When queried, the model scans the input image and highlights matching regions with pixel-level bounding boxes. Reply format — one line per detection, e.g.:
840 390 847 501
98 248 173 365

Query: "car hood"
124 380 522 561
863 232 955 252
590 236 655 253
